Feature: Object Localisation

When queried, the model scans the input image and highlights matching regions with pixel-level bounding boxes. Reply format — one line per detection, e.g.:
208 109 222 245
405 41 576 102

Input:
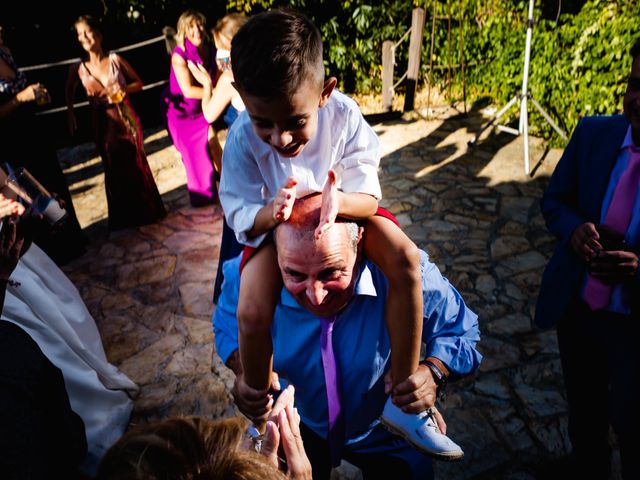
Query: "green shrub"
225 1 638 144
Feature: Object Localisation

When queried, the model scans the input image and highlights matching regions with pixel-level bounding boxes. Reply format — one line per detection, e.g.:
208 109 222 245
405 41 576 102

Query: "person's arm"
213 255 281 422
117 55 143 94
247 177 297 239
65 63 81 136
0 83 39 119
541 118 590 243
0 217 25 313
420 250 482 378
171 52 204 99
218 127 275 247
213 256 242 367
188 62 235 123
382 249 481 415
336 96 383 201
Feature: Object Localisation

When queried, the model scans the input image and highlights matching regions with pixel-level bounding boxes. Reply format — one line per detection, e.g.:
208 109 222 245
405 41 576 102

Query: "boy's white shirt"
219 89 382 247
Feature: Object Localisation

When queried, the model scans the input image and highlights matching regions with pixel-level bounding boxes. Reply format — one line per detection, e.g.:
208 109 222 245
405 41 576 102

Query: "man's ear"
319 77 337 107
356 226 365 256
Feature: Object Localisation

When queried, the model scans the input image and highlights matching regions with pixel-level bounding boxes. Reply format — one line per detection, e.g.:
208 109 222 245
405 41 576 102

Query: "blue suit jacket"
534 115 631 329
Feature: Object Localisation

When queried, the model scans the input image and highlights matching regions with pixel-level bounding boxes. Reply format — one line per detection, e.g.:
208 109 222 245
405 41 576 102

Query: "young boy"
219 9 463 460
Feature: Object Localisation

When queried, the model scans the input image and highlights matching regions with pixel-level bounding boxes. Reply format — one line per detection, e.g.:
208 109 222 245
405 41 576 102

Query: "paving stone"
163 230 217 253
485 313 532 336
116 255 177 288
474 372 512 400
491 236 532 259
494 251 547 277
182 316 214 344
118 334 184 385
514 384 567 419
165 343 212 377
179 281 216 319
529 417 571 457
478 337 522 371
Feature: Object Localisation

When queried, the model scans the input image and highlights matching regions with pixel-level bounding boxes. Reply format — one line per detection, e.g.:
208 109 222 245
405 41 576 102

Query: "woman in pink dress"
164 9 221 207
66 15 166 231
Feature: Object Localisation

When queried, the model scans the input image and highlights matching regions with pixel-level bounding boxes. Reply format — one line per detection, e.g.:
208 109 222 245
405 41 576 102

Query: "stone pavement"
55 108 619 479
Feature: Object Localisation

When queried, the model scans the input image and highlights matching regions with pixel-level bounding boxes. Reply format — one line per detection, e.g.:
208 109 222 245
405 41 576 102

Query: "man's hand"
274 177 298 223
232 370 281 428
315 169 338 239
571 222 602 262
588 249 638 283
384 365 438 413
383 366 447 434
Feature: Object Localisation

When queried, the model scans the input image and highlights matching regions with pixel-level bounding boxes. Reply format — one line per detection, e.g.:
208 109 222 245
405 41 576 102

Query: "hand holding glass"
107 83 125 104
3 167 67 226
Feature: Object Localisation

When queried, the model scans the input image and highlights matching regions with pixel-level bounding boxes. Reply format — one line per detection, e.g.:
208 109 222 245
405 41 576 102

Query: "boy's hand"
274 177 298 223
232 371 276 429
315 169 338 239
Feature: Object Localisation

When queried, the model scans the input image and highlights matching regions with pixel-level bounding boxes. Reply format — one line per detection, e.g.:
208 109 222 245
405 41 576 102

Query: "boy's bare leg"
237 242 282 426
365 216 423 392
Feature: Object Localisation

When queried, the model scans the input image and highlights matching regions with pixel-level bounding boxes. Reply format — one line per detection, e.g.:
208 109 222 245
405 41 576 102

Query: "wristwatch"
423 359 447 395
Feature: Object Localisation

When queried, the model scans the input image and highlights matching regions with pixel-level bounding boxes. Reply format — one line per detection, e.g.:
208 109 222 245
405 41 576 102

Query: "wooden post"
162 26 177 55
403 7 426 112
382 40 395 112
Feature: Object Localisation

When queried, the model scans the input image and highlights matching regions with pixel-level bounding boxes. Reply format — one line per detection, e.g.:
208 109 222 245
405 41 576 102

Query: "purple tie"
320 317 344 467
584 146 640 310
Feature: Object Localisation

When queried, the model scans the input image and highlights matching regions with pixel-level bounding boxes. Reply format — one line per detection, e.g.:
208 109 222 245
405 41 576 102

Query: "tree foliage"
8 0 639 144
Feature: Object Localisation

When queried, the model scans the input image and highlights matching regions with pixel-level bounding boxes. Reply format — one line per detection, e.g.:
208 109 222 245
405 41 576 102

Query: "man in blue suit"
535 38 640 480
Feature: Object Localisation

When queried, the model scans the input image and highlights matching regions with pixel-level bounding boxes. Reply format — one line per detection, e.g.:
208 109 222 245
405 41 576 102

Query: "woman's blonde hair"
96 416 287 480
213 13 248 51
175 9 207 49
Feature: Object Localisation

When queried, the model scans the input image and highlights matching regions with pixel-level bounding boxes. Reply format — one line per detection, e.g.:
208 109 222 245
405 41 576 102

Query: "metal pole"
519 0 534 175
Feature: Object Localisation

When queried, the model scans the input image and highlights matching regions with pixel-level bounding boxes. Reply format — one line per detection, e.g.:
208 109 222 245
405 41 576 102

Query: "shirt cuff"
233 203 267 248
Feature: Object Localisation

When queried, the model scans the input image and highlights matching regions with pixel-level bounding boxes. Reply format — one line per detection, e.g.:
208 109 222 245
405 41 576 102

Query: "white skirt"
2 243 139 475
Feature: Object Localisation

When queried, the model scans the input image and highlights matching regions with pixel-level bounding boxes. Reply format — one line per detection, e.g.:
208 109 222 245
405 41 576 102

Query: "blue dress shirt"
213 249 482 445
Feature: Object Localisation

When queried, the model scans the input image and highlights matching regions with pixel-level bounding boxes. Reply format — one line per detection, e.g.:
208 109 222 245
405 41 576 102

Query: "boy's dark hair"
231 9 324 98
631 38 640 62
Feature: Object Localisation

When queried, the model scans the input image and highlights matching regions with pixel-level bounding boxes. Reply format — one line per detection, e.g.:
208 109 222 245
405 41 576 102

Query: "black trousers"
300 423 433 480
557 299 640 480
0 321 87 478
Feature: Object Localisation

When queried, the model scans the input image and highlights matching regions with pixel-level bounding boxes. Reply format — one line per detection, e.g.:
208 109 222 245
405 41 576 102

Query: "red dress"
77 53 166 230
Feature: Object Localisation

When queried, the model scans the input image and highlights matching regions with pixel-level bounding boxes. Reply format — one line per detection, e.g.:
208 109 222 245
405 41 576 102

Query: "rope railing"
19 35 166 72
35 79 168 116
20 33 171 117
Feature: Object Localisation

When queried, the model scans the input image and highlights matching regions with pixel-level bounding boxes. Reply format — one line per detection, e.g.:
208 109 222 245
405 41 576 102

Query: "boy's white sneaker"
380 398 464 461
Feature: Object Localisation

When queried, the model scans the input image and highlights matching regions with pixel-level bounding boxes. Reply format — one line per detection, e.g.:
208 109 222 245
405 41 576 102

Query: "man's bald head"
273 193 360 254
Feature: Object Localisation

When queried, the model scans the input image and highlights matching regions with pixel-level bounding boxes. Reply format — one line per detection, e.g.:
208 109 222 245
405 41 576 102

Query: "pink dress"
77 53 166 230
165 39 218 206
